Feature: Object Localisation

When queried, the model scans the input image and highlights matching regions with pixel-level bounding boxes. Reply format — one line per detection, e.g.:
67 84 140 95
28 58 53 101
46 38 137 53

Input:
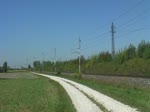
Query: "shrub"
117 58 148 75
125 44 136 60
73 72 82 79
137 41 150 58
97 51 112 63
114 51 126 64
143 48 150 59
56 71 61 76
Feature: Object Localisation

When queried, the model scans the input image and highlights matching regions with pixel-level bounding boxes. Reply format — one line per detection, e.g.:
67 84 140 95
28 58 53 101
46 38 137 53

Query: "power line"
113 0 145 21
117 7 150 30
82 35 110 51
59 0 147 61
82 31 110 47
81 0 146 51
87 0 145 37
116 25 150 39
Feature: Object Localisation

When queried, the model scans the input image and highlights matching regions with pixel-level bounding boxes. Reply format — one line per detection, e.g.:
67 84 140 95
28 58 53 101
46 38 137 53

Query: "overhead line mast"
78 37 81 73
111 22 115 58
54 48 56 73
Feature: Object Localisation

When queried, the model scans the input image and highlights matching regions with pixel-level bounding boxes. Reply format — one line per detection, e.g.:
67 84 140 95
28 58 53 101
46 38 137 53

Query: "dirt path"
33 72 139 112
0 72 39 79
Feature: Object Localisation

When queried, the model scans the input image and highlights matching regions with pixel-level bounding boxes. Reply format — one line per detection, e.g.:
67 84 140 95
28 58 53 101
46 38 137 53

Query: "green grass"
0 73 76 112
61 75 150 112
8 69 27 73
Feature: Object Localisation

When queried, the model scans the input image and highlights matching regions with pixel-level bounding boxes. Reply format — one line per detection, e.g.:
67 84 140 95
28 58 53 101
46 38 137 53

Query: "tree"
3 61 8 72
33 61 41 71
143 48 150 59
137 40 150 58
28 64 31 69
125 44 136 60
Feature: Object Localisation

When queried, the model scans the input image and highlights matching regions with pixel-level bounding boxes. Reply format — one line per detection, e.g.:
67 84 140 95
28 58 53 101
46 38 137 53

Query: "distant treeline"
33 40 150 76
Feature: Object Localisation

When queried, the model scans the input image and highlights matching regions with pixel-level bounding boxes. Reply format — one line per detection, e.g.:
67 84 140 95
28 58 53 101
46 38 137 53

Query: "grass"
8 69 27 73
61 75 150 112
0 73 76 112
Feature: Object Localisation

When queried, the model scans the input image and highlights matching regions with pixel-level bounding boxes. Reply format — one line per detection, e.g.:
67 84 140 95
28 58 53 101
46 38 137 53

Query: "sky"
0 0 150 68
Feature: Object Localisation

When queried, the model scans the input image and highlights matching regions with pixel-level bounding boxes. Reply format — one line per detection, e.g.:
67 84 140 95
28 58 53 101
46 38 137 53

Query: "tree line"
33 40 150 76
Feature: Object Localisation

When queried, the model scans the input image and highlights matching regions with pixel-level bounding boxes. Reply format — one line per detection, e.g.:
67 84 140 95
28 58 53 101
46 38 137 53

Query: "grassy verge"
0 73 76 112
61 75 150 112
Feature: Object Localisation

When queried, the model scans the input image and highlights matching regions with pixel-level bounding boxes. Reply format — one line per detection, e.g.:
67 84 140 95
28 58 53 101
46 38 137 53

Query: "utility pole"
42 52 44 72
26 58 28 69
54 48 56 73
78 37 81 73
111 22 115 58
33 57 35 71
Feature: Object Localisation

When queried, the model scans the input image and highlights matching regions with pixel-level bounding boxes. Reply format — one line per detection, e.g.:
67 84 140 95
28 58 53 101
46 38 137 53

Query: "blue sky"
0 0 150 68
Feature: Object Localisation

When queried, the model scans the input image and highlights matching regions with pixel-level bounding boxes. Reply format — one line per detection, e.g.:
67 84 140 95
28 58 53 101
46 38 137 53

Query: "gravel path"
33 73 102 112
59 77 139 112
0 72 39 79
33 73 139 112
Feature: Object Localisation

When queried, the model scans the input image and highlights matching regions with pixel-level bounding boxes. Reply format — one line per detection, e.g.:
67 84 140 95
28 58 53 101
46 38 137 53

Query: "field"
0 72 76 112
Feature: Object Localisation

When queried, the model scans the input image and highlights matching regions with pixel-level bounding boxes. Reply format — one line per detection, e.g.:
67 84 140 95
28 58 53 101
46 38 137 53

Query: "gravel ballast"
33 73 139 112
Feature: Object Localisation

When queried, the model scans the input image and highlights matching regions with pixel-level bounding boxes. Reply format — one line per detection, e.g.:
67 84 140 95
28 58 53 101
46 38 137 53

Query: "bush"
138 41 150 58
143 48 150 59
125 44 136 60
56 71 61 76
97 51 112 63
117 58 148 75
73 72 82 79
114 51 126 64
